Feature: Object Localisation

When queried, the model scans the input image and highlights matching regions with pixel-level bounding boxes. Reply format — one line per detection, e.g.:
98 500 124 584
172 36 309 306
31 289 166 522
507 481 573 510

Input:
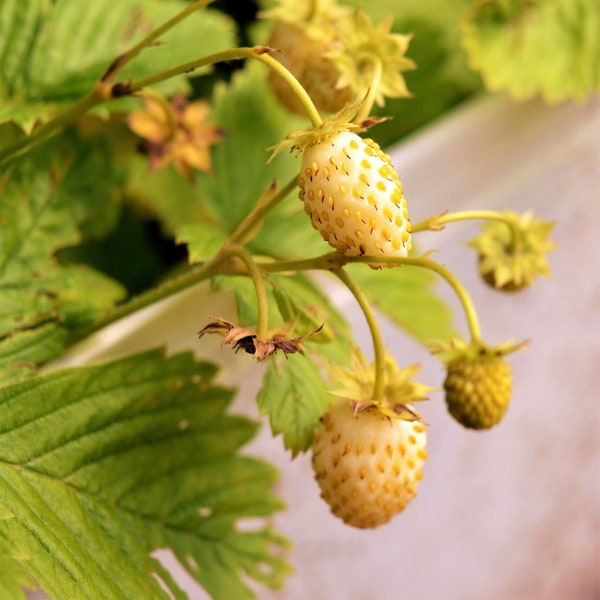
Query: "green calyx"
430 336 527 364
328 9 416 107
327 347 432 421
469 210 557 291
267 101 367 160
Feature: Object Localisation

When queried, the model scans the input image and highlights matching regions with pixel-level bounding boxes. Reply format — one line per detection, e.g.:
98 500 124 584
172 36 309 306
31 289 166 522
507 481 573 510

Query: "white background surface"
37 92 600 599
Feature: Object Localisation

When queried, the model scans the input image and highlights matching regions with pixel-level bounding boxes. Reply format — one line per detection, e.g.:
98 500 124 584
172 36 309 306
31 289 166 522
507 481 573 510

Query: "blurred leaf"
461 0 600 103
0 132 125 381
0 325 68 385
0 0 236 132
0 349 290 599
346 262 457 344
177 223 228 263
257 355 332 456
193 63 305 234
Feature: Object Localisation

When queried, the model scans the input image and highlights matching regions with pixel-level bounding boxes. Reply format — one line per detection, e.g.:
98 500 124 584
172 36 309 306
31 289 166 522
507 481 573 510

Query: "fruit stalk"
333 268 386 405
220 246 271 341
411 209 518 233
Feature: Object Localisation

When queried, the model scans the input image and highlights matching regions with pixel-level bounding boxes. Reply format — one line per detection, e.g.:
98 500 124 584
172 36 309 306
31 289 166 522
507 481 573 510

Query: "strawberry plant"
1 0 594 598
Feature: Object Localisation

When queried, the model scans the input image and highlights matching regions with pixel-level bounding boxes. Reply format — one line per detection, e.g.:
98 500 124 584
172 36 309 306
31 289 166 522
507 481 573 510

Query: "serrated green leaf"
346 262 457 345
0 325 68 384
461 0 600 103
177 223 228 263
257 356 331 456
0 132 126 379
0 0 236 131
0 349 290 599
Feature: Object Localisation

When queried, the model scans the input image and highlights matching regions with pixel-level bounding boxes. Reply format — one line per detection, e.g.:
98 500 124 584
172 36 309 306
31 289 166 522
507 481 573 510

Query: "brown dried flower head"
127 94 224 180
198 316 323 361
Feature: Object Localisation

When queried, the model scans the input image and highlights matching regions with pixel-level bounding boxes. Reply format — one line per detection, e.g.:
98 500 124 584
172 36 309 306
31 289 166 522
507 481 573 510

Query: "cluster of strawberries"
130 0 556 530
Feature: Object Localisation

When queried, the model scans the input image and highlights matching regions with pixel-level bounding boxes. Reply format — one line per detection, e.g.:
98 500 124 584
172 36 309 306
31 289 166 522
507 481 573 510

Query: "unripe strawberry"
312 400 427 529
262 3 414 116
266 21 349 115
298 131 411 264
443 355 512 430
468 211 556 292
433 338 525 430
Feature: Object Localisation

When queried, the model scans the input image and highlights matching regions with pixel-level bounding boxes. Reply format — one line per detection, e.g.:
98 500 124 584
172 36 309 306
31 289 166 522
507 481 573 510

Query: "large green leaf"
0 132 126 382
0 0 236 133
0 349 290 599
461 0 600 103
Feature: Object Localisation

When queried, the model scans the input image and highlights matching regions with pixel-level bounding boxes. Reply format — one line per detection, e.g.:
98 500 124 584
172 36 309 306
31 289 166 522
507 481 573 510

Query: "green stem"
261 251 483 344
411 210 516 233
0 90 102 166
221 246 270 341
127 46 263 93
229 176 298 245
255 53 322 127
333 268 386 404
355 57 383 123
351 255 483 344
68 260 220 345
102 0 215 83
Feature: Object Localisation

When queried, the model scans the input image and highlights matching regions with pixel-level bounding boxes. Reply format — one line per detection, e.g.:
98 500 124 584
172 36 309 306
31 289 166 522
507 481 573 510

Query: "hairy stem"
229 176 299 245
102 0 215 83
333 269 386 404
255 53 322 127
261 251 483 344
221 246 270 341
411 210 517 233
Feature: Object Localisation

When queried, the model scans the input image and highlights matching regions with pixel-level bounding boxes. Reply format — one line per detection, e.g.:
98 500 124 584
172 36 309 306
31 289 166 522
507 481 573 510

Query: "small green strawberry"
312 348 431 528
436 338 526 430
262 0 352 115
262 2 415 115
469 211 556 291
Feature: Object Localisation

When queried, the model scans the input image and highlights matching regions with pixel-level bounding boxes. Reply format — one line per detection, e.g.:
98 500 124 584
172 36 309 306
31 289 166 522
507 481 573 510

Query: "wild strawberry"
312 349 430 528
312 400 427 529
297 130 411 263
262 3 415 116
436 338 526 430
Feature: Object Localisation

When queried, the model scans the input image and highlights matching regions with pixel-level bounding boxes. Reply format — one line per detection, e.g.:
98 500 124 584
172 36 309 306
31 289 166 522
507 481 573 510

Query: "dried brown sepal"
198 316 323 361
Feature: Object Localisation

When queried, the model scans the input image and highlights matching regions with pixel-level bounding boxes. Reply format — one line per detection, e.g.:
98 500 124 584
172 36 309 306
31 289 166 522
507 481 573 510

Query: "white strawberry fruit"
297 131 411 264
312 399 427 529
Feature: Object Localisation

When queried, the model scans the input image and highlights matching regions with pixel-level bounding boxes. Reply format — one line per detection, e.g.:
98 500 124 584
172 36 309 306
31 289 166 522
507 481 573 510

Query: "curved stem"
261 251 483 344
333 268 386 404
102 0 215 83
229 175 298 245
0 90 102 166
355 57 383 123
350 255 483 344
221 246 270 341
255 53 322 127
411 210 517 233
128 46 272 93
